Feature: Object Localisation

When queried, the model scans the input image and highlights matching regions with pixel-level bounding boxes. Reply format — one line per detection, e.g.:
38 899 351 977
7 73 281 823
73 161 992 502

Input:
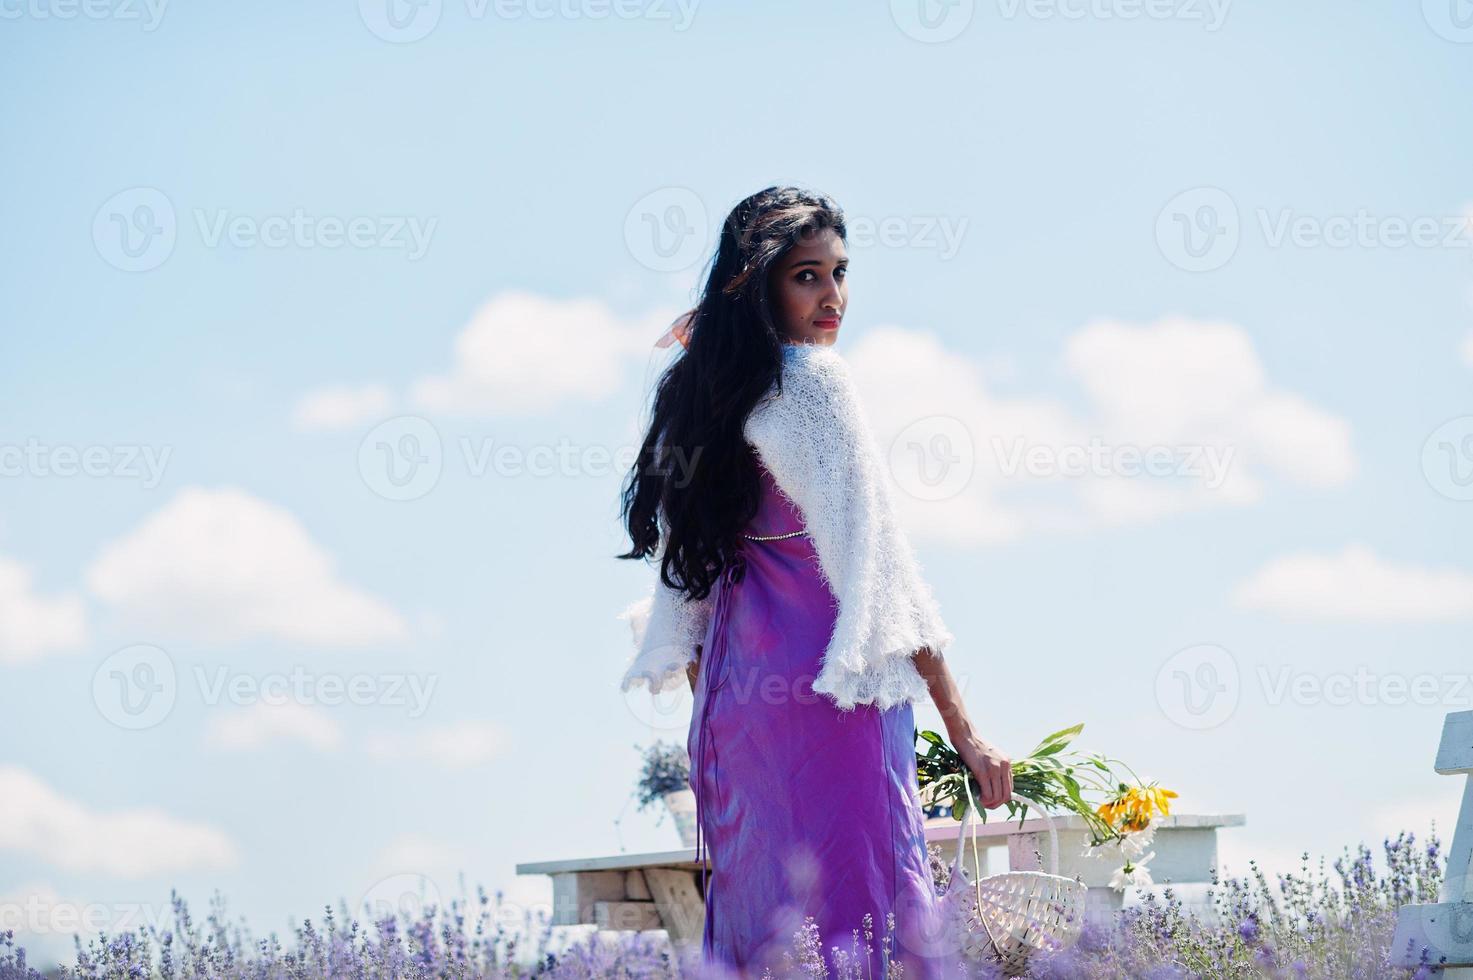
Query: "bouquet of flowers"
633 740 691 824
915 722 1178 889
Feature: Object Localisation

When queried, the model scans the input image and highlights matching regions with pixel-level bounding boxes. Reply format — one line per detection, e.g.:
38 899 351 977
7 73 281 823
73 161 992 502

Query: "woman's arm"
912 646 1014 810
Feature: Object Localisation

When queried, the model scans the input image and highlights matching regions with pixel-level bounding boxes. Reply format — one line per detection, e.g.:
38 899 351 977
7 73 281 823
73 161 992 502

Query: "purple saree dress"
687 456 952 978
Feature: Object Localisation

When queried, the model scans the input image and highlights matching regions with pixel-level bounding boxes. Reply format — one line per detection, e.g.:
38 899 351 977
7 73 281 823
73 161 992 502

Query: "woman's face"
766 226 847 346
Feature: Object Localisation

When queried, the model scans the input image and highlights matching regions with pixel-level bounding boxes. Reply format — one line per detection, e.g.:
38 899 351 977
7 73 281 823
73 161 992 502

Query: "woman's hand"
955 733 1013 810
686 646 702 694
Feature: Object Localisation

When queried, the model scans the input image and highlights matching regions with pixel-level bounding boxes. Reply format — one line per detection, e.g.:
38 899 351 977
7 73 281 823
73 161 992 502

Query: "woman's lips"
813 318 841 329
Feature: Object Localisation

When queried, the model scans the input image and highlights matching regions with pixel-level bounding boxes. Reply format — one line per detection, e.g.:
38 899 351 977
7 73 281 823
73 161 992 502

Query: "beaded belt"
741 529 808 541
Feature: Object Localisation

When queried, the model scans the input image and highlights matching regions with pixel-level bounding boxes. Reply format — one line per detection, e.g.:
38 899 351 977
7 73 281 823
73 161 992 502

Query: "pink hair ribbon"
655 309 695 350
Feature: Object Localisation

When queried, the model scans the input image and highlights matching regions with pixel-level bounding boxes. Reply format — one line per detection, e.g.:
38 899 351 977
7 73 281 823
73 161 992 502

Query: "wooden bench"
516 811 1245 943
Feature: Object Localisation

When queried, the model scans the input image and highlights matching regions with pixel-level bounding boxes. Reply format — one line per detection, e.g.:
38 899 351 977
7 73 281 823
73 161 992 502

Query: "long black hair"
617 185 848 602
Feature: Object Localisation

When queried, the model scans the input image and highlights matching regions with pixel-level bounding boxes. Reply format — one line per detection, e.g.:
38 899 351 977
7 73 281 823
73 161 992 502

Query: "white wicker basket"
938 790 1087 976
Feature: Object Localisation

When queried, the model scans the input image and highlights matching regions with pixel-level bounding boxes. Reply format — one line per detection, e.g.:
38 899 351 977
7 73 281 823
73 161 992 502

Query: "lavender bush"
1020 826 1447 979
0 826 1449 979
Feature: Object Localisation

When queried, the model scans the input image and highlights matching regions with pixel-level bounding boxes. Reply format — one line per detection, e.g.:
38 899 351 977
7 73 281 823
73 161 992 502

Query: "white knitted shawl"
618 342 954 712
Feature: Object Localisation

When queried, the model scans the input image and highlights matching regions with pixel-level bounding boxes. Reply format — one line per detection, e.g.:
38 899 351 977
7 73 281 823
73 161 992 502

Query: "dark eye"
796 267 846 283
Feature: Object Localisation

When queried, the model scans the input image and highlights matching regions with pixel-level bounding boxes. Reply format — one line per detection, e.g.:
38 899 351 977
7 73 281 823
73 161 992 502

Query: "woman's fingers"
963 739 1014 809
976 773 994 808
975 767 1002 809
987 771 1006 809
983 760 1013 809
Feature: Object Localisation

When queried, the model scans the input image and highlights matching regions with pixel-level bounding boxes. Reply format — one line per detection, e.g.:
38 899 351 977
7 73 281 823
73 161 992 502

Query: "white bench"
1391 710 1473 978
925 810 1245 919
516 811 1244 944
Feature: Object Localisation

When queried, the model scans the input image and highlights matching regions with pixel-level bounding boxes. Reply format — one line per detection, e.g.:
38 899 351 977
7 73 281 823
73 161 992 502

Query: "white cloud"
292 384 396 433
205 701 344 753
0 556 87 665
848 329 1033 544
409 291 676 416
372 834 471 878
1233 543 1473 621
84 486 409 647
1064 317 1353 488
0 767 238 878
364 720 509 769
846 316 1355 545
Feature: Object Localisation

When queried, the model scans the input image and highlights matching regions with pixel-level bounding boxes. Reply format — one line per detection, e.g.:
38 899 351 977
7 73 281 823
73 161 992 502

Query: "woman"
617 186 1012 978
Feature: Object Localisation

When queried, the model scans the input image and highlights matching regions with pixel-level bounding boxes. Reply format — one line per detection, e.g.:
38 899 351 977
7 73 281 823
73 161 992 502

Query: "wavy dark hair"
617 186 848 602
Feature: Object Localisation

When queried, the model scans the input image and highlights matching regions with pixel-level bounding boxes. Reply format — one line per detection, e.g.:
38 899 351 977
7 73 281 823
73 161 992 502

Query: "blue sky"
3 0 1473 968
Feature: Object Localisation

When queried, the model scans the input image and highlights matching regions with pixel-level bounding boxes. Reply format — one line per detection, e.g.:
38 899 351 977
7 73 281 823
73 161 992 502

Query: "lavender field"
0 826 1449 980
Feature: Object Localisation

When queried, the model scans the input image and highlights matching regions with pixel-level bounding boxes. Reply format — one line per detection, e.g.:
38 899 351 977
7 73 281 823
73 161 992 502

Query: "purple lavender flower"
0 821 1452 979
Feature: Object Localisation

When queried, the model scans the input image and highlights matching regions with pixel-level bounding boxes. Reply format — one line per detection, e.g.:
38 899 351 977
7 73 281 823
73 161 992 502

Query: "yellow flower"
1102 785 1179 832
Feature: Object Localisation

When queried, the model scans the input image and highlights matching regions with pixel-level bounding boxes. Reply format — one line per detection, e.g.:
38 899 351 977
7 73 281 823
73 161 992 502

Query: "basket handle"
947 789 1063 881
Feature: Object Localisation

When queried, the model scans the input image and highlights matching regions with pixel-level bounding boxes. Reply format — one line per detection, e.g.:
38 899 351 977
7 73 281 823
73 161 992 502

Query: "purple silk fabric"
687 458 954 978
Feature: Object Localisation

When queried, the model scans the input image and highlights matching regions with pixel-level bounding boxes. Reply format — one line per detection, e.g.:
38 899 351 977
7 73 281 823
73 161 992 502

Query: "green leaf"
1031 722 1084 752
